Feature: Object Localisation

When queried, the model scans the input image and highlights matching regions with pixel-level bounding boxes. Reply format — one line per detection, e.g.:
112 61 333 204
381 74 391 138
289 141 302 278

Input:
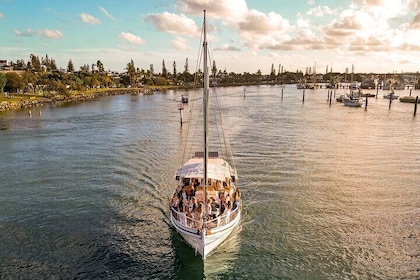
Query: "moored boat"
336 94 349 103
399 96 420 103
361 92 376 97
181 94 189 103
343 97 363 107
383 92 399 99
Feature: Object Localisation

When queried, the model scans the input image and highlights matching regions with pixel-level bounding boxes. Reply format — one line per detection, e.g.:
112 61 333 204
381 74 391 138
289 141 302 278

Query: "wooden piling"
302 89 305 102
365 95 368 109
281 88 283 101
415 96 418 116
389 94 393 109
178 104 184 127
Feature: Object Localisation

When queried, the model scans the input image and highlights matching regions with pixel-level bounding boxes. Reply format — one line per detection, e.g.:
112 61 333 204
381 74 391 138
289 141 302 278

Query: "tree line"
1 54 419 95
0 54 310 95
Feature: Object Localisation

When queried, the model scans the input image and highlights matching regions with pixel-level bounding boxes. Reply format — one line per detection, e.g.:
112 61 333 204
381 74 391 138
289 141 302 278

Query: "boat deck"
171 177 241 234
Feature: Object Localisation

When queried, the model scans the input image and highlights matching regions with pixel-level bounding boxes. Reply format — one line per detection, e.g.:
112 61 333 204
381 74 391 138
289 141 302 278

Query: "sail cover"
175 158 232 182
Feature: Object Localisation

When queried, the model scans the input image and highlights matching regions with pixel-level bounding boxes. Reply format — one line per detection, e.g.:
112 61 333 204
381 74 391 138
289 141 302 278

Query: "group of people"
171 177 241 230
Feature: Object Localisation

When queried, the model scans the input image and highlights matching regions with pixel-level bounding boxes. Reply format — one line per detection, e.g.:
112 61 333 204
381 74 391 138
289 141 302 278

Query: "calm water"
0 85 419 279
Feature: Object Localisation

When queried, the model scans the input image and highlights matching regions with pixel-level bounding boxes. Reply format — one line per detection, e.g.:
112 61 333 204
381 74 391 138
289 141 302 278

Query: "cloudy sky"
1 0 419 74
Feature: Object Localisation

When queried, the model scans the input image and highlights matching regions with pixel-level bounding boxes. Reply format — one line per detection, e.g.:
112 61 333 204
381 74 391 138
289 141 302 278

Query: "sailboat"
170 10 241 259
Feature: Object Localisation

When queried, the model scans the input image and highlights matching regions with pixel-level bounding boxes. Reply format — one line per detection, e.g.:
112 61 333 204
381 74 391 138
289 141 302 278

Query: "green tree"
126 59 136 87
97 60 104 73
67 59 75 73
173 61 177 80
29 54 41 72
14 59 26 70
5 72 23 93
21 71 37 93
270 63 276 80
120 74 131 87
162 59 167 78
212 60 217 77
0 73 6 93
50 59 57 70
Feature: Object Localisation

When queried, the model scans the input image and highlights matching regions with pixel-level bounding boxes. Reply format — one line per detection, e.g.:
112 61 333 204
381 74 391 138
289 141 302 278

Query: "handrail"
171 205 240 231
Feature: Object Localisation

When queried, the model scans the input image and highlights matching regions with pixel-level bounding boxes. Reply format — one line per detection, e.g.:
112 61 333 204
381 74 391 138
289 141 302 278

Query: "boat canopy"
175 157 234 182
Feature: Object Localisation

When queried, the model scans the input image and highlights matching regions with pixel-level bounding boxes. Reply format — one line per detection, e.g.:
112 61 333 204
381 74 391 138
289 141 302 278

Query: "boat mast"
203 10 209 229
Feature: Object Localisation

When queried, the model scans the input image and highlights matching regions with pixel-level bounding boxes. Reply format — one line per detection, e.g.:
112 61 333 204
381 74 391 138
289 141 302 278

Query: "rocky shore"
0 88 149 112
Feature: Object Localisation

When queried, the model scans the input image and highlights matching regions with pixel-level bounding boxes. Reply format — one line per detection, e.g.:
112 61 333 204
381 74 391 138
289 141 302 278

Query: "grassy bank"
0 87 155 111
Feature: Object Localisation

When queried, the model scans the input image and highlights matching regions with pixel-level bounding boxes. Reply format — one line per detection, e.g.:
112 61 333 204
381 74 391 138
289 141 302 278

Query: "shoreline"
0 83 261 112
0 87 173 112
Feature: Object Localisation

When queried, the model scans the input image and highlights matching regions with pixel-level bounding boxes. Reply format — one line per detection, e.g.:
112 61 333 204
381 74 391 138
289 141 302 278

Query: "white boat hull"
171 210 241 258
343 100 363 107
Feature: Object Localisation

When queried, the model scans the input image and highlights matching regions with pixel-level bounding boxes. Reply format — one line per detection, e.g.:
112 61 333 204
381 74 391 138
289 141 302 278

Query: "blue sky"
1 0 419 74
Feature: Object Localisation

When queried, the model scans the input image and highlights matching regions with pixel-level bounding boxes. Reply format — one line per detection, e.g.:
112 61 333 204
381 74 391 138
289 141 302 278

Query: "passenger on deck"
182 188 188 212
187 185 195 199
219 202 226 216
188 198 194 212
171 193 179 210
191 204 202 230
206 199 212 212
232 200 238 211
191 197 198 211
226 194 231 209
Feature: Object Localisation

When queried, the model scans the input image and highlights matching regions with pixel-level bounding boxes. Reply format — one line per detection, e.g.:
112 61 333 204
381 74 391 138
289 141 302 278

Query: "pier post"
415 96 418 116
178 104 184 127
409 89 412 97
376 87 379 99
302 89 305 103
389 95 393 109
281 88 283 101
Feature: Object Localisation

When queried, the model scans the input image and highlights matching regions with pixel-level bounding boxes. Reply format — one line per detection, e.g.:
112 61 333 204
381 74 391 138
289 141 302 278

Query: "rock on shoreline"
0 89 147 112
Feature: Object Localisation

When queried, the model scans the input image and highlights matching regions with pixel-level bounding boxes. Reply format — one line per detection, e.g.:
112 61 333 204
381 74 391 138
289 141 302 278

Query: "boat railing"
171 206 240 233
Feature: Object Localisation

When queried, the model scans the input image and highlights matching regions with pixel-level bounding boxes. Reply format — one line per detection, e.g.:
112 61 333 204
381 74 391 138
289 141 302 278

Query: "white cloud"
13 28 34 36
214 44 240 51
38 29 63 39
13 28 63 39
142 0 419 70
80 13 100 25
176 0 248 24
172 37 190 50
145 12 200 37
352 0 409 19
238 10 290 34
307 5 335 17
100 7 115 20
119 32 145 45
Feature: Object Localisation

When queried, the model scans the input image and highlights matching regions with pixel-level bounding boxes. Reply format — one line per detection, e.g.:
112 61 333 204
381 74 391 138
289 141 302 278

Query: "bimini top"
175 157 236 182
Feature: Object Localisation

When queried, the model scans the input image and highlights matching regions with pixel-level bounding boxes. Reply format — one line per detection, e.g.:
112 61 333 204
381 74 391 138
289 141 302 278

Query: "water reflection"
170 224 242 280
203 226 242 279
